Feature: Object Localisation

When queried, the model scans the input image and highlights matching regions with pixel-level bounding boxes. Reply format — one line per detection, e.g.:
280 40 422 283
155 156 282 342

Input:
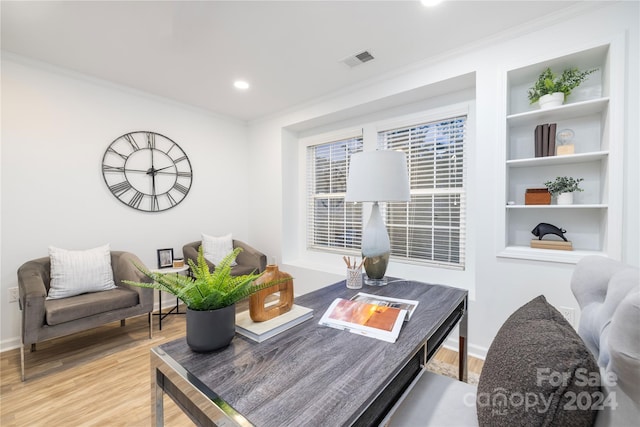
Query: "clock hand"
123 168 155 174
151 169 157 199
124 165 176 175
148 164 157 197
153 165 176 173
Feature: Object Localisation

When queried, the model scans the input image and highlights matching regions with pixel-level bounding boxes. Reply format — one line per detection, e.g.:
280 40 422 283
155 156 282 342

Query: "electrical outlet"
559 306 575 327
8 287 19 303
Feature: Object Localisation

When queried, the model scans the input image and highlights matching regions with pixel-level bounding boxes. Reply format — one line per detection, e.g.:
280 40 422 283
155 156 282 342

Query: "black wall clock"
102 131 193 212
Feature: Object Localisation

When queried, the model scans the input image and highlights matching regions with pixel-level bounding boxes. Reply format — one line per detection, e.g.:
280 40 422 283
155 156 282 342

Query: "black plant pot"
186 304 236 352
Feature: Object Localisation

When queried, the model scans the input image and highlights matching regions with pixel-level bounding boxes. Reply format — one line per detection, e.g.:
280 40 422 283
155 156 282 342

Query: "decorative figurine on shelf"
531 223 568 241
556 128 575 155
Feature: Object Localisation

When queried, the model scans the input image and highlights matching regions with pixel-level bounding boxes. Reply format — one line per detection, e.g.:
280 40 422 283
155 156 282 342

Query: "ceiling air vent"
341 50 375 68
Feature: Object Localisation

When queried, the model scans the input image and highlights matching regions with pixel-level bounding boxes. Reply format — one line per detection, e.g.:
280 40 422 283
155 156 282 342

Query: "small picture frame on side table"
157 248 174 269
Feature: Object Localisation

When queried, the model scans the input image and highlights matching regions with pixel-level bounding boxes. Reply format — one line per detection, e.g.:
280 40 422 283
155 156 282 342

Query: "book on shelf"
548 123 557 156
318 298 409 343
534 124 543 157
533 123 558 158
530 239 573 251
236 304 314 343
349 292 419 321
541 123 549 157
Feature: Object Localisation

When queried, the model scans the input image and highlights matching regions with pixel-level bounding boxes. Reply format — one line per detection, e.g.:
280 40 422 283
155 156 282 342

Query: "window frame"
302 128 364 256
377 111 468 269
300 103 470 270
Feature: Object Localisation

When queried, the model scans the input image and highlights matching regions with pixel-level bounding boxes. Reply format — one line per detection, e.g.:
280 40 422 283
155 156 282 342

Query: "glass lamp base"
364 276 388 286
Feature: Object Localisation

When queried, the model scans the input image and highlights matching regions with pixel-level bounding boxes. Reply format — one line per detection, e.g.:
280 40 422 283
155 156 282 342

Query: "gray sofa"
182 239 267 276
385 255 639 426
18 251 154 381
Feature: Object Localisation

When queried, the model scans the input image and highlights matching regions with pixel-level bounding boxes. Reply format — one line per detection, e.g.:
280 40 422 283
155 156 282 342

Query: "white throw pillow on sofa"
47 244 116 299
201 233 237 266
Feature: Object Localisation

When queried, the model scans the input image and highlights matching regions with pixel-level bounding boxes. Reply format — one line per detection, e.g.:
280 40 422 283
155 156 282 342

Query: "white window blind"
307 136 363 251
378 116 467 268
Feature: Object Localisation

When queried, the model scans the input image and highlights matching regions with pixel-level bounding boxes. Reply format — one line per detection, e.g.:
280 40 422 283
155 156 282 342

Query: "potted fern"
125 247 282 352
544 176 584 205
528 67 597 109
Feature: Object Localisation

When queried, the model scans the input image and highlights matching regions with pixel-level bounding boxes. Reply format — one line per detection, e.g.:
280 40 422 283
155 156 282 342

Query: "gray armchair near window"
182 239 267 276
17 251 153 381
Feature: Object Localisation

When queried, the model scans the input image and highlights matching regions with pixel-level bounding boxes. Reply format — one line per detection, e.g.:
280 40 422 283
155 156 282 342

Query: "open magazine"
318 298 407 343
349 292 419 321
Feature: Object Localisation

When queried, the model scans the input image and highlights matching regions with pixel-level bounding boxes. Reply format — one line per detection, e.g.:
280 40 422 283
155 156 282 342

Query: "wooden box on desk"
525 188 551 205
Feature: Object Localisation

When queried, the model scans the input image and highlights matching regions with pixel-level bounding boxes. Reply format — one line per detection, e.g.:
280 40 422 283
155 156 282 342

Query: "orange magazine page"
328 299 399 331
319 298 407 343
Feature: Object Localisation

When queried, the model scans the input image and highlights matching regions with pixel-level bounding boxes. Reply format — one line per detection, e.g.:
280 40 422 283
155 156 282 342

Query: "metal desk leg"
152 353 164 427
154 375 164 427
150 347 250 427
458 297 468 382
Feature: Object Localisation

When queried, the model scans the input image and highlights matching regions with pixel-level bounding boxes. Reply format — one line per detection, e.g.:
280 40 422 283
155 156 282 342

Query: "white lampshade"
346 150 410 202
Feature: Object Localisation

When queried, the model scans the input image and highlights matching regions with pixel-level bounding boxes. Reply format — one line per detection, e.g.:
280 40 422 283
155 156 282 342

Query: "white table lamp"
346 150 410 286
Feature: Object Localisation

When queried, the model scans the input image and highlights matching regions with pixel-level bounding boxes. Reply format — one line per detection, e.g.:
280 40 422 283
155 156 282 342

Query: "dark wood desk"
151 279 468 427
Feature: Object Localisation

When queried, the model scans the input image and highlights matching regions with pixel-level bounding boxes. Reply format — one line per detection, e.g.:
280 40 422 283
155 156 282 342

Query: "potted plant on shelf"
527 67 597 109
124 247 283 352
544 176 584 205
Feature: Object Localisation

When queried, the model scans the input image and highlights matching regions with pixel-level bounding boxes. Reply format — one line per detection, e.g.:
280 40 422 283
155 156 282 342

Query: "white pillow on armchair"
201 233 237 266
47 244 116 299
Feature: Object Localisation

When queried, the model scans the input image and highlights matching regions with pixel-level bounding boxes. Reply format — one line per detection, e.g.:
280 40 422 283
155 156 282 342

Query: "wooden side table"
150 265 189 330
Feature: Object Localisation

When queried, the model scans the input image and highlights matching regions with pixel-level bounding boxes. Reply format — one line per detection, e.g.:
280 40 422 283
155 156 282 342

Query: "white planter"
557 192 574 205
538 92 565 109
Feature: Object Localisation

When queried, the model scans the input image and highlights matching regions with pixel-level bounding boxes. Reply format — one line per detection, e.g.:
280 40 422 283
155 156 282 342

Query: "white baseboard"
443 337 487 361
0 337 22 353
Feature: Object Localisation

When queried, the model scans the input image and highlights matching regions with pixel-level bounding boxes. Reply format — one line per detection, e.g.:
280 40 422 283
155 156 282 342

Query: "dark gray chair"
384 256 639 426
17 251 154 381
182 239 267 276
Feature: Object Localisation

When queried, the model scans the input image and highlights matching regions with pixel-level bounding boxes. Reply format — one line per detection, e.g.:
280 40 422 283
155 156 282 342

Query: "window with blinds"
307 136 363 251
378 116 467 268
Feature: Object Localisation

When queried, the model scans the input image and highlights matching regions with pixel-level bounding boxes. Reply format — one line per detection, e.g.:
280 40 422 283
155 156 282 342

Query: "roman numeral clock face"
102 131 192 212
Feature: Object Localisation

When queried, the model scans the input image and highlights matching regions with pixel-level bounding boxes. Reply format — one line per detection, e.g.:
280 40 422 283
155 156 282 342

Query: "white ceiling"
2 0 592 122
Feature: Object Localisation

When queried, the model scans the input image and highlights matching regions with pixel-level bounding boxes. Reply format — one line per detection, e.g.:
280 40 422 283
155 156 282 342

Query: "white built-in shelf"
507 151 608 167
500 41 622 264
499 246 605 264
507 98 609 127
506 204 607 209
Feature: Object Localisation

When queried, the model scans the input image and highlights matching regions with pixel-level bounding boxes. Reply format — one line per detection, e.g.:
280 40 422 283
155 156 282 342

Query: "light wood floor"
0 307 483 426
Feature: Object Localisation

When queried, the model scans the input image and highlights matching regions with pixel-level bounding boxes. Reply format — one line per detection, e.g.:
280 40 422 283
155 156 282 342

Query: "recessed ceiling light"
234 80 250 90
421 0 443 6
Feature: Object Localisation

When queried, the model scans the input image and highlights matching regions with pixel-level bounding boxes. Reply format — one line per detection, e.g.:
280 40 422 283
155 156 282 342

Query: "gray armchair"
385 256 639 426
182 239 267 276
570 256 640 426
17 251 154 381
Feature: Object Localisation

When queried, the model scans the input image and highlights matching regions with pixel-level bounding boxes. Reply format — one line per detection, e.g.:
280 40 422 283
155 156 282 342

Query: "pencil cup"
346 267 363 289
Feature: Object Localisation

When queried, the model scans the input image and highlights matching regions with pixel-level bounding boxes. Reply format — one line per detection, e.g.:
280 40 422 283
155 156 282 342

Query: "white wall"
247 2 639 358
0 56 252 349
1 1 636 357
